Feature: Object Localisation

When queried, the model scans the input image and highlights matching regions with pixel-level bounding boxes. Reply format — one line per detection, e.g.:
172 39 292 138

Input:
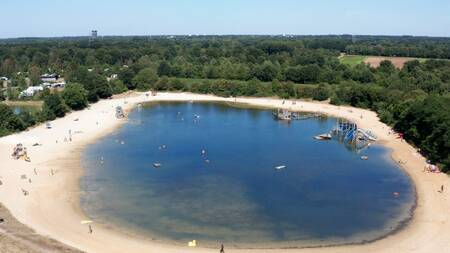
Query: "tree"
62 83 88 110
0 104 25 136
43 93 68 120
312 84 330 101
155 76 170 90
29 65 41 85
169 78 186 91
119 68 136 89
253 61 279 82
83 73 112 102
244 78 259 96
95 75 113 99
157 61 172 77
378 60 396 74
110 79 128 94
285 65 321 83
133 68 158 91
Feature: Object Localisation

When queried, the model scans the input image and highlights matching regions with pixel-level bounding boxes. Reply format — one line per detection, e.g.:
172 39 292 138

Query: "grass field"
339 55 367 66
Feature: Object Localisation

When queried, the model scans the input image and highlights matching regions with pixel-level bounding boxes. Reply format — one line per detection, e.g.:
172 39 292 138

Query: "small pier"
273 109 321 121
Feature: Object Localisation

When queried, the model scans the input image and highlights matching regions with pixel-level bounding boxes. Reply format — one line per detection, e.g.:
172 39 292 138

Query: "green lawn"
339 55 367 66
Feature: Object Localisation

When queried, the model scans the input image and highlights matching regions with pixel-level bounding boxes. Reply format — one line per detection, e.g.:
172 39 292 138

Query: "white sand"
0 92 449 253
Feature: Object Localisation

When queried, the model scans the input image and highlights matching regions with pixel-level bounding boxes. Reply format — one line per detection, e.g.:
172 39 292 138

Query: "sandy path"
0 92 448 253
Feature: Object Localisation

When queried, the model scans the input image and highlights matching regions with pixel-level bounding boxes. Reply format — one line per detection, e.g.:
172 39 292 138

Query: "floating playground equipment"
272 109 377 150
331 119 378 150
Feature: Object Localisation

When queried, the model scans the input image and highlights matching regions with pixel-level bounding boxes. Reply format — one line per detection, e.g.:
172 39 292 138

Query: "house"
41 82 52 88
19 86 44 98
40 74 59 82
51 81 66 88
41 81 65 88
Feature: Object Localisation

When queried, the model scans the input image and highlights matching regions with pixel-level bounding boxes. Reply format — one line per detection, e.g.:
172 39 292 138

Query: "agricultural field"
340 54 425 69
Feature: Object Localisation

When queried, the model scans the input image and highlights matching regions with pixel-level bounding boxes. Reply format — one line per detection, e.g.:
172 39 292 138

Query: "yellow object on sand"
188 240 197 247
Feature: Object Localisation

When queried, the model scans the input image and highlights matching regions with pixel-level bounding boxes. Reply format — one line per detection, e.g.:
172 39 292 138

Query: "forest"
0 35 449 172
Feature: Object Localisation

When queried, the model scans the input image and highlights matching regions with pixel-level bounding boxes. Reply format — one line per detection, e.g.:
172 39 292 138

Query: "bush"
0 104 25 136
110 79 128 94
133 68 158 91
43 93 68 120
62 83 88 110
312 84 330 101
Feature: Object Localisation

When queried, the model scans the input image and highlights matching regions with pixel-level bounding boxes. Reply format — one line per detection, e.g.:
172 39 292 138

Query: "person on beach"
440 185 444 193
220 244 225 253
88 224 93 234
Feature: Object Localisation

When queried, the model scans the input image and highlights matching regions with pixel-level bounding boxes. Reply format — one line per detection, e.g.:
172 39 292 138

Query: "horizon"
2 0 450 39
2 34 450 40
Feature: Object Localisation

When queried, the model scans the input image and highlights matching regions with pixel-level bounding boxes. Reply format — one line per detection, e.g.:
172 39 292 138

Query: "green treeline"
0 36 449 172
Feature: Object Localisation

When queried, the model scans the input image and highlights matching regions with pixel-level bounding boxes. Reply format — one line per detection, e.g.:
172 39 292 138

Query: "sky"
1 0 450 38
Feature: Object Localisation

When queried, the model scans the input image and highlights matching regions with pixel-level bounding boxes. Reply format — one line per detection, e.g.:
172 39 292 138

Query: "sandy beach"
0 92 448 253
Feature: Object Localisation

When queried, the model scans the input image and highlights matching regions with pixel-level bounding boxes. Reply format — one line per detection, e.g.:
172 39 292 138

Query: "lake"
81 102 415 248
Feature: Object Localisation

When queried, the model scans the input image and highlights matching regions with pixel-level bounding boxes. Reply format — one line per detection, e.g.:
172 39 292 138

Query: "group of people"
424 162 440 173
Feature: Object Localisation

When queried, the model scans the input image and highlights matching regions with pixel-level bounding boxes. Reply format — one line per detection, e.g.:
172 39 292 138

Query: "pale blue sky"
1 0 450 38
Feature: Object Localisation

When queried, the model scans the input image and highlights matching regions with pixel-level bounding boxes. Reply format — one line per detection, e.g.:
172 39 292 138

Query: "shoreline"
0 92 449 253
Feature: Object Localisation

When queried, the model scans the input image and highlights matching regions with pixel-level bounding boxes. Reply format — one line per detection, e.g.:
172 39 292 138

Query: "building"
41 81 65 88
40 73 59 83
19 86 43 98
51 81 66 88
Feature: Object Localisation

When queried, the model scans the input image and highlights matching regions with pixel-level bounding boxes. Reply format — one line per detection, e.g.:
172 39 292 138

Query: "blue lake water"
81 102 415 248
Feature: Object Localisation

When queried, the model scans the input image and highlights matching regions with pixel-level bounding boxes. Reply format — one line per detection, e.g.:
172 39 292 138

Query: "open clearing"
364 56 424 69
340 55 425 69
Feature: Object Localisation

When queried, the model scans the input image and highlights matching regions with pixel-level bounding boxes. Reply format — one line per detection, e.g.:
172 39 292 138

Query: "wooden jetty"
273 109 321 121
